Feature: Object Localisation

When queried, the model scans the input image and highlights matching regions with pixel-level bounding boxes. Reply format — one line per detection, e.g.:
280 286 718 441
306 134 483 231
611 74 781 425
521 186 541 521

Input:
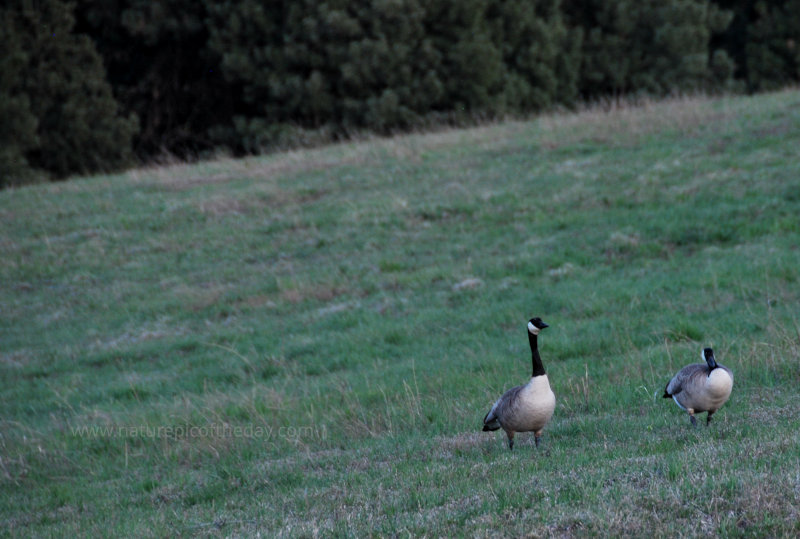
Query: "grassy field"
2 89 800 537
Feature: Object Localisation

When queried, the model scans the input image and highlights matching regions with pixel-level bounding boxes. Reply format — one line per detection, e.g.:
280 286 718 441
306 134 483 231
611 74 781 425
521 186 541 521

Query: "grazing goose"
663 347 733 426
482 317 556 450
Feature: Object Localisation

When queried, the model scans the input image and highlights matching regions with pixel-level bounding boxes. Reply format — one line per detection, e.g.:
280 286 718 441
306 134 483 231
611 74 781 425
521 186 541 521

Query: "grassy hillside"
2 90 800 536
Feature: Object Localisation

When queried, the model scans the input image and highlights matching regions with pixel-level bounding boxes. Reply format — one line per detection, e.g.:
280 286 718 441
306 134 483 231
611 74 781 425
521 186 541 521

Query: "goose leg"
534 430 542 449
706 410 715 426
688 410 697 426
506 430 515 450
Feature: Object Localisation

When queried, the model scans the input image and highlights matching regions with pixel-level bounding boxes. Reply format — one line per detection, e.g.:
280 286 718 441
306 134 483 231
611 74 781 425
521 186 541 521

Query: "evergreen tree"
75 1 230 158
2 0 137 182
206 0 579 150
423 0 504 114
745 0 800 90
708 0 753 82
206 0 510 150
486 0 580 111
563 0 734 99
0 7 39 187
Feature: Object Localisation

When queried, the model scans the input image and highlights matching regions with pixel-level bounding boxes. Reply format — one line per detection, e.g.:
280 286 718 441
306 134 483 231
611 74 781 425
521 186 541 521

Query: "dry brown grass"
537 93 743 149
113 115 527 195
25 92 746 200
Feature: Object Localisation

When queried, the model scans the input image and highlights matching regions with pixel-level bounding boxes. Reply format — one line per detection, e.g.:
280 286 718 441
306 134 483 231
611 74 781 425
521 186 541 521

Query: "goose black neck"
703 348 717 370
528 332 546 377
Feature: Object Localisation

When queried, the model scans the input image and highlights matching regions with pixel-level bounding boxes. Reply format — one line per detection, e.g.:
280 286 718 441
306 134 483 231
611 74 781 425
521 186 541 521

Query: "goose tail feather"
482 409 501 431
482 420 501 432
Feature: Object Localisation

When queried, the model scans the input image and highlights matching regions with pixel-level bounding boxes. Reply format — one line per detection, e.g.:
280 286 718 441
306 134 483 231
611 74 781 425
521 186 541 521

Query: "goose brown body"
663 347 733 426
483 376 555 436
482 317 555 450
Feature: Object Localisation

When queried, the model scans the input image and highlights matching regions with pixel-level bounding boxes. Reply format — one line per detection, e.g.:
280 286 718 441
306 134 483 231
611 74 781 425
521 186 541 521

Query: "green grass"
2 90 800 536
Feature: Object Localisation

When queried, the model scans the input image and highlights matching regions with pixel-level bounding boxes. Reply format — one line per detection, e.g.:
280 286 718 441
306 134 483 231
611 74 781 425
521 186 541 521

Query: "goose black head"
527 317 549 335
703 347 718 370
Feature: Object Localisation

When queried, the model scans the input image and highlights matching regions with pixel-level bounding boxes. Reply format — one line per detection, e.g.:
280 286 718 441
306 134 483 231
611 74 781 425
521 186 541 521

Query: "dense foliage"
2 0 799 185
563 0 736 98
203 0 578 152
0 0 136 187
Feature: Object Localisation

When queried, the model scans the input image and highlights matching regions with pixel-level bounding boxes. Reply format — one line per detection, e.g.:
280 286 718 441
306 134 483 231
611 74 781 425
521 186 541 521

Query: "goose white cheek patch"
528 321 539 334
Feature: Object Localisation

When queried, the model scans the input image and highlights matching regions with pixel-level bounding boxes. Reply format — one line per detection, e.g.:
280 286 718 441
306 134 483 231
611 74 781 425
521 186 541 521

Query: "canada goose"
482 317 556 450
663 347 733 426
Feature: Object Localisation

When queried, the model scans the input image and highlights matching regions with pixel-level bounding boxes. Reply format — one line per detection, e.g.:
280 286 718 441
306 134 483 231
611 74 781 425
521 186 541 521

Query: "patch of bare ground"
239 294 276 309
169 282 229 311
197 196 252 216
746 401 800 428
88 318 191 352
434 432 486 453
736 477 800 528
0 350 35 369
278 284 348 304
195 187 331 218
126 145 373 192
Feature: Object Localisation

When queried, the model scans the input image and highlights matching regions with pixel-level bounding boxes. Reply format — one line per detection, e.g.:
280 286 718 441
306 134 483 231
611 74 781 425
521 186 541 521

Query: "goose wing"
482 385 523 431
663 364 707 397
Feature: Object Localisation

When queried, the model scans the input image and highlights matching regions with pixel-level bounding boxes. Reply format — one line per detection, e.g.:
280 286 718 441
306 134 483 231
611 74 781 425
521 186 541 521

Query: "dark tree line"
2 0 799 187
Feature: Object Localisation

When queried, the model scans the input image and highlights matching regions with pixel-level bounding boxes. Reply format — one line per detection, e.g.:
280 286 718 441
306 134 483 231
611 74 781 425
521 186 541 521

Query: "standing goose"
663 347 733 426
482 317 556 450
